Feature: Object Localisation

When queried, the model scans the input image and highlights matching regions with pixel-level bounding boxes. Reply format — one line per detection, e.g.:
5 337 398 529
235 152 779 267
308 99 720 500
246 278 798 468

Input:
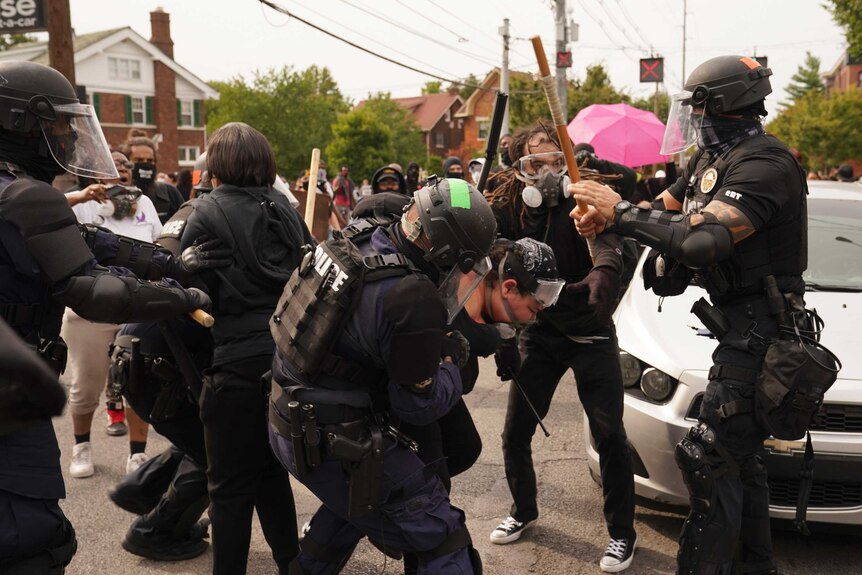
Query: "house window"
178 146 200 165
179 100 193 126
108 57 141 80
435 131 447 148
130 96 145 125
477 119 490 140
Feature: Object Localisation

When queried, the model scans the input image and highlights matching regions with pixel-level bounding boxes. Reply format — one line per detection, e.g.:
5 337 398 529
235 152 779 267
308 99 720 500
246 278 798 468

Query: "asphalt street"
54 356 860 574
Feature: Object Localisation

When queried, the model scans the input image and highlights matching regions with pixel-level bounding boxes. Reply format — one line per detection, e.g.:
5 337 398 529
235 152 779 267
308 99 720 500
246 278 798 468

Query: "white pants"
59 309 120 416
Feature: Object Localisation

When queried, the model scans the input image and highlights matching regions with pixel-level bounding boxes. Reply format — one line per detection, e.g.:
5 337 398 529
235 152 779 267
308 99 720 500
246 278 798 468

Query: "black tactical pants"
200 355 298 575
501 321 636 540
678 301 778 575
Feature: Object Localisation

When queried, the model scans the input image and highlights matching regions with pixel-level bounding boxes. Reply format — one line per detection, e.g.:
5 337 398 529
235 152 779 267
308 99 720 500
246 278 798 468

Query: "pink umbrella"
567 103 668 168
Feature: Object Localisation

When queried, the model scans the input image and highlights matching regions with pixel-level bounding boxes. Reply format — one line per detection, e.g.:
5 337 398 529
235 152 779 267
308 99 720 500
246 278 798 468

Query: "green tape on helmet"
447 178 471 209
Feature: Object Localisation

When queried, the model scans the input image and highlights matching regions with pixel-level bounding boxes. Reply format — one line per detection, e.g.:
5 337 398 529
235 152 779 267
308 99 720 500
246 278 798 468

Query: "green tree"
632 90 671 123
326 93 425 182
567 64 631 120
422 81 442 95
447 73 480 102
768 89 862 172
0 33 34 51
326 107 392 183
827 0 862 61
207 65 349 180
507 74 548 131
781 51 824 108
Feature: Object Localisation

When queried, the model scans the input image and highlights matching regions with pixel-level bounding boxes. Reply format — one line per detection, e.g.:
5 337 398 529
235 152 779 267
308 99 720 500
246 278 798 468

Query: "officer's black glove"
494 336 521 381
183 287 212 313
179 237 233 274
440 330 470 369
642 252 693 297
568 266 621 325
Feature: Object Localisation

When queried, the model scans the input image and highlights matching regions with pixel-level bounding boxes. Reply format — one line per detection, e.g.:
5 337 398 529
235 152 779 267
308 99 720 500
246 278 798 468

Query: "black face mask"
445 171 464 180
500 147 512 167
132 162 156 188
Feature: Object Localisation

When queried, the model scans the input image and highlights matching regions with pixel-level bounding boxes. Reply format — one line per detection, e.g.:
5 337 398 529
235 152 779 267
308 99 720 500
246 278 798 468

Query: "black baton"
510 373 551 437
476 91 509 193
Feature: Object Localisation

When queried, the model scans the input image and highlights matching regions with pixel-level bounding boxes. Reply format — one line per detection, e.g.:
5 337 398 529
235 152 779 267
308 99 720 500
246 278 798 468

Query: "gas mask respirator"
98 185 142 219
515 151 570 209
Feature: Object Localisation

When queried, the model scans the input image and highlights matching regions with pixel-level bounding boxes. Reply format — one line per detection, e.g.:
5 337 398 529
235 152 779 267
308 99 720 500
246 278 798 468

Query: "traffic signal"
639 58 663 83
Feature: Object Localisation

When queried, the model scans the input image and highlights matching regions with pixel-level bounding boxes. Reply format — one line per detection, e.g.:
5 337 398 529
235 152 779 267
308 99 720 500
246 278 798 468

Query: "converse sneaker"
600 536 637 573
69 442 95 478
489 516 532 544
126 452 149 475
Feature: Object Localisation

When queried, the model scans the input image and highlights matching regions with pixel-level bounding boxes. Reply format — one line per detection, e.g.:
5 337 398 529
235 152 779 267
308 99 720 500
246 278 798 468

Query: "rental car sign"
0 0 46 33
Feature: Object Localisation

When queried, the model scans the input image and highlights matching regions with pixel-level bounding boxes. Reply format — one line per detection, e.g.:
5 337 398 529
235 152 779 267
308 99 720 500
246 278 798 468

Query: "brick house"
823 50 862 96
0 9 218 173
822 50 862 176
359 91 465 160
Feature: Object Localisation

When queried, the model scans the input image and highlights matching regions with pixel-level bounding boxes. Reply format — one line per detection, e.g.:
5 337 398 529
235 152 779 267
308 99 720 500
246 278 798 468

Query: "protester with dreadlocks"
485 121 638 573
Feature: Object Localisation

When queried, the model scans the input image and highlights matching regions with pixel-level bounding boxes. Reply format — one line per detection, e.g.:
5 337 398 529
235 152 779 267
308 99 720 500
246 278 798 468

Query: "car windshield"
805 197 862 291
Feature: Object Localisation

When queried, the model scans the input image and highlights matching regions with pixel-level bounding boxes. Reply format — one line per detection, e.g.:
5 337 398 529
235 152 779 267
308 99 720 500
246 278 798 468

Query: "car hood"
614 272 862 382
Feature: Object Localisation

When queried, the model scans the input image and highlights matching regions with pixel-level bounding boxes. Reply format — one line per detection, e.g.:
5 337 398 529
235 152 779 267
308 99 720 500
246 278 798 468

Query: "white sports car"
585 179 862 526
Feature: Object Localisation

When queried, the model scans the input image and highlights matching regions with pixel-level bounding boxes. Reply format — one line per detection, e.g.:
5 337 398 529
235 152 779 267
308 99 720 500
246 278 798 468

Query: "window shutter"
125 95 132 124
176 99 182 126
92 93 101 119
145 97 153 125
193 100 200 127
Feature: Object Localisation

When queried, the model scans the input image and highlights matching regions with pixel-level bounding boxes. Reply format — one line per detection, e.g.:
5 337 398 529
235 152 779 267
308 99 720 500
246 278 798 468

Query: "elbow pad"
54 267 202 324
615 208 733 269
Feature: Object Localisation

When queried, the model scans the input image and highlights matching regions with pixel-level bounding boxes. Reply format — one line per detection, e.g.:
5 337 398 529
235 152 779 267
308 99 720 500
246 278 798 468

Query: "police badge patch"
700 168 718 194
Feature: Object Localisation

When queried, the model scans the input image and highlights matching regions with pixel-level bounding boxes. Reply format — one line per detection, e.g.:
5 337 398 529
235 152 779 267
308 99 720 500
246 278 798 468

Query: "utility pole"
499 18 510 137
47 0 75 87
555 0 567 115
681 0 687 84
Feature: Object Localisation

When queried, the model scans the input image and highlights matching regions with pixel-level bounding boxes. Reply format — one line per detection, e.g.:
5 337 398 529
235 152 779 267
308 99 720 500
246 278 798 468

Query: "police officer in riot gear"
572 55 806 575
269 177 496 574
0 60 210 574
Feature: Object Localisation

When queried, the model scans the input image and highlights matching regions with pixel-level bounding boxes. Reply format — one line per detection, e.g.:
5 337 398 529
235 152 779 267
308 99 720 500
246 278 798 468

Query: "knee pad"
675 423 718 506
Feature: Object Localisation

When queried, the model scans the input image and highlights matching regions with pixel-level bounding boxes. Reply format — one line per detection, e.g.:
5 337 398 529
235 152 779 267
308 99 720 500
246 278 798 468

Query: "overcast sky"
61 0 846 119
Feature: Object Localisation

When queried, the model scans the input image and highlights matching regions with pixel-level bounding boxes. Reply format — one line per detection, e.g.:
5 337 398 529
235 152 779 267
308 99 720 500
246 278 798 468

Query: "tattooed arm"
701 200 755 243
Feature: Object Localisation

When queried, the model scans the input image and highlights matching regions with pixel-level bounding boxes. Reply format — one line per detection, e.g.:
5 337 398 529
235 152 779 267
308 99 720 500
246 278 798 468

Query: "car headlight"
640 367 677 402
619 352 642 388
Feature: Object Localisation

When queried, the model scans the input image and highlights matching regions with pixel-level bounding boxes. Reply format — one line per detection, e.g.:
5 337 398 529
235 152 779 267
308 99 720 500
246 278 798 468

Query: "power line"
257 0 488 89
341 0 499 67
613 0 655 53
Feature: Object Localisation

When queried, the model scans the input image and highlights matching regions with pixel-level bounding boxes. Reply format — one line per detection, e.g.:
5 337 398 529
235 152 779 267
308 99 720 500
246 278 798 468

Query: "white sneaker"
126 452 149 475
489 516 532 544
69 442 94 478
600 536 637 573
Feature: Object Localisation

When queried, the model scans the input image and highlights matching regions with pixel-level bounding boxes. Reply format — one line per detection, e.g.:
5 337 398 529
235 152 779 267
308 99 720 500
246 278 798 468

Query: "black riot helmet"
411 177 496 273
192 151 212 193
0 61 118 179
406 177 496 321
684 55 772 116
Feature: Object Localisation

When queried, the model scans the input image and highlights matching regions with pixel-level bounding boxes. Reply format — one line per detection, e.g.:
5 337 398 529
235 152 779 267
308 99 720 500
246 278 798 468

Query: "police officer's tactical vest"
683 135 807 295
270 217 415 382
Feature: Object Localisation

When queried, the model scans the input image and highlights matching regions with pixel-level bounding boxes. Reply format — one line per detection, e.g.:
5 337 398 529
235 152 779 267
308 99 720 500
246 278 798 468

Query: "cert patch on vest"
700 168 718 194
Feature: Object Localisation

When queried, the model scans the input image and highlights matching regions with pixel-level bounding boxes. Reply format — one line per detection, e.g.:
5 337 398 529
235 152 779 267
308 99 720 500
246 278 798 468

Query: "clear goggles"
660 90 704 155
515 151 567 182
500 252 564 309
39 102 119 179
439 255 492 324
531 278 565 308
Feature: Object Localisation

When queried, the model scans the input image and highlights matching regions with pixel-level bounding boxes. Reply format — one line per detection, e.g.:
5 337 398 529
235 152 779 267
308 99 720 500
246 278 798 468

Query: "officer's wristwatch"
612 200 633 226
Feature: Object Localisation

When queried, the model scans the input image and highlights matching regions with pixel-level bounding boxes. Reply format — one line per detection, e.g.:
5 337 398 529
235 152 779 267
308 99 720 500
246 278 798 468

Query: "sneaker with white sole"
489 516 532 544
69 441 95 478
600 536 637 573
126 452 149 475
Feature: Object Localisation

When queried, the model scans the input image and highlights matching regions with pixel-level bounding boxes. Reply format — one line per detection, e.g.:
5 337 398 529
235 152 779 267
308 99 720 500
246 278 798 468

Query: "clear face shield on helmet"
440 255 492 324
37 101 118 179
660 90 704 155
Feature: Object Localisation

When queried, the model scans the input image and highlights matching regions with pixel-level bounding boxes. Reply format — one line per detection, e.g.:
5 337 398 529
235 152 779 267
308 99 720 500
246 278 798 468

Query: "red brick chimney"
150 8 178 172
149 7 173 58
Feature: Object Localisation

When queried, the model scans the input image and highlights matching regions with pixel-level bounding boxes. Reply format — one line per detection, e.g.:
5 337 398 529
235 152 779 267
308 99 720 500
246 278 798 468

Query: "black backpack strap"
793 431 815 536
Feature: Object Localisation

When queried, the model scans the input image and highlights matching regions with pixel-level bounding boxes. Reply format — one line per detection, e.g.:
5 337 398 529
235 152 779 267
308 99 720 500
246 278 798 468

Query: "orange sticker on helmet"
739 56 760 69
